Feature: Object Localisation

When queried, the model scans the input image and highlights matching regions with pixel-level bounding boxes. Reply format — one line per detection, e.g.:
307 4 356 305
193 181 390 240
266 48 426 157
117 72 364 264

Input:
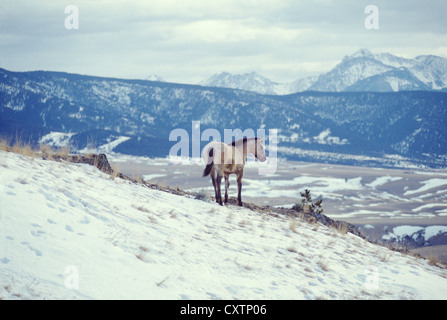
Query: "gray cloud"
0 0 446 84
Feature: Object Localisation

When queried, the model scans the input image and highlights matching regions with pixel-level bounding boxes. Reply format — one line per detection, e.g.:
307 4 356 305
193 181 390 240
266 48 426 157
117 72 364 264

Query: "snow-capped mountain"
382 225 447 249
344 67 430 92
145 74 165 82
199 71 319 95
308 49 447 92
200 71 280 95
200 49 447 94
411 55 447 90
281 75 319 94
307 49 393 92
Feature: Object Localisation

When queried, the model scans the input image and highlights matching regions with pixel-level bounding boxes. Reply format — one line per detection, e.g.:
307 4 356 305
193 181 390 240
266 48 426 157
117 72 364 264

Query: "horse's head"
254 137 267 162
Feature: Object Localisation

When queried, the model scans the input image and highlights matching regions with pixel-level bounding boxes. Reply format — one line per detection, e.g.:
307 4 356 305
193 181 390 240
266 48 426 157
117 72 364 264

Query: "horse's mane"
230 137 258 147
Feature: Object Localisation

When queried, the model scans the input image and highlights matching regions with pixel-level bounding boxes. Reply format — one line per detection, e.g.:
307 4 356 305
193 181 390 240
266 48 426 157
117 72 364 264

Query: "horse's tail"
203 147 214 177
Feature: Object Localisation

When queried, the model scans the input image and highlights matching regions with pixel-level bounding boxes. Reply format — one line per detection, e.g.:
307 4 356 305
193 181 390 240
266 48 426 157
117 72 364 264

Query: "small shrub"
39 144 54 158
55 145 71 157
334 221 348 235
428 255 443 267
12 139 36 157
193 190 208 200
293 189 323 215
289 219 299 233
292 203 303 212
0 137 11 151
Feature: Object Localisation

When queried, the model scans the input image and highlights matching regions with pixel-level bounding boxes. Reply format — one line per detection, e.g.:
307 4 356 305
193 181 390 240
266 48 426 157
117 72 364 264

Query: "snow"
313 129 348 145
39 132 76 148
190 175 364 201
366 176 403 188
145 75 165 82
425 226 447 240
1 150 447 300
77 136 131 154
198 51 447 94
412 203 447 213
96 136 131 154
382 225 447 243
404 179 447 196
388 78 399 92
200 72 280 95
382 226 425 241
142 174 167 181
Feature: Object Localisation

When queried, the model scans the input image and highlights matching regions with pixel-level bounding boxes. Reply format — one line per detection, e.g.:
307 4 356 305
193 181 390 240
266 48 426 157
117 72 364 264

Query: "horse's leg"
224 173 230 204
211 177 218 202
209 167 218 202
236 173 243 206
216 173 223 206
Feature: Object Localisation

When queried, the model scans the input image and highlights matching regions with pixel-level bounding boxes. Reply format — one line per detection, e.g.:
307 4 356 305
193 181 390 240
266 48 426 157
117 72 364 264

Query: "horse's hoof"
238 202 243 207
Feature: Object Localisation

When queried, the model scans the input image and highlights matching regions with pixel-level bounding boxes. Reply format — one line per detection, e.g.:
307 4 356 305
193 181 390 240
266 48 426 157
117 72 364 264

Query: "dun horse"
202 137 267 206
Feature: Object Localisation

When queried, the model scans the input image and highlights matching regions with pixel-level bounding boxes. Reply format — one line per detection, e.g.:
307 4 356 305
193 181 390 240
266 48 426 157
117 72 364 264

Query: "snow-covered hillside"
1 150 447 300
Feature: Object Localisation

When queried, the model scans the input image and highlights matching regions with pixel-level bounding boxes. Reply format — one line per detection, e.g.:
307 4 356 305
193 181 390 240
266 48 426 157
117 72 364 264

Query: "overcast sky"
1 0 446 84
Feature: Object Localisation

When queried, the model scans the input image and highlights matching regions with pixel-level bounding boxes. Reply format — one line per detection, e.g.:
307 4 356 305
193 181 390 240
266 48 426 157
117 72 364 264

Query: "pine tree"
292 189 323 214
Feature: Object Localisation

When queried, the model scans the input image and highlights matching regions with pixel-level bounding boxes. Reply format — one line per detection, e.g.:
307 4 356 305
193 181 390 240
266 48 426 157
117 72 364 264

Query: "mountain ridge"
200 49 447 94
1 67 446 168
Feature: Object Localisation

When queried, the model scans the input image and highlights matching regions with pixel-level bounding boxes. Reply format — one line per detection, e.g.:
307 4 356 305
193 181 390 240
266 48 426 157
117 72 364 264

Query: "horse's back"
202 141 243 170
